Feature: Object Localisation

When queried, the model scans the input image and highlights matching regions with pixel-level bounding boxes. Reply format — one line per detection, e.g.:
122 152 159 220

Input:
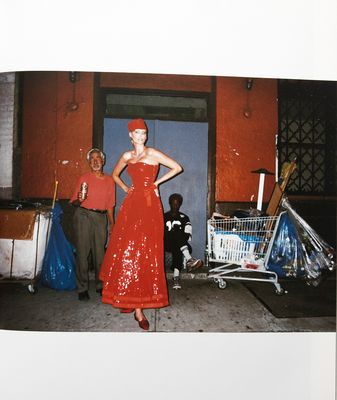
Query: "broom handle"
52 180 59 209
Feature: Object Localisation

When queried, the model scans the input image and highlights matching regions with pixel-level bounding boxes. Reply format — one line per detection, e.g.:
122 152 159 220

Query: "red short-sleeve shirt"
70 172 115 211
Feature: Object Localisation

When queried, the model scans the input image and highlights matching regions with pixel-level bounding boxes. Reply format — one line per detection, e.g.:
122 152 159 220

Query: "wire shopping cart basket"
207 211 286 294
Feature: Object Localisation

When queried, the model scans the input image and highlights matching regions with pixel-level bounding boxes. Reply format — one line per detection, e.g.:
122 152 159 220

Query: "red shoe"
120 308 135 313
134 313 150 331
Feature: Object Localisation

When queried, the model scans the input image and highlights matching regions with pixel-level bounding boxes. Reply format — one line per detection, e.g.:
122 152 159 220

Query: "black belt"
81 207 107 214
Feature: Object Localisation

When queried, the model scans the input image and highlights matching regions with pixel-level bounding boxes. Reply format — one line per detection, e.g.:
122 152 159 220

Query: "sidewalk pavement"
0 269 335 333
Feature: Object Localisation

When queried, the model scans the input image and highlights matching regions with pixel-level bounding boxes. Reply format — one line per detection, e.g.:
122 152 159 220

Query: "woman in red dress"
99 118 182 330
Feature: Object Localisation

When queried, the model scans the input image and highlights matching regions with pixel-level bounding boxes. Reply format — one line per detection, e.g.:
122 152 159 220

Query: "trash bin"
0 207 52 293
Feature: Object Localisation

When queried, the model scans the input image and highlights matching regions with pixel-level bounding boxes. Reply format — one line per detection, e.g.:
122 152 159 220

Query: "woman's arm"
112 153 130 193
149 148 183 187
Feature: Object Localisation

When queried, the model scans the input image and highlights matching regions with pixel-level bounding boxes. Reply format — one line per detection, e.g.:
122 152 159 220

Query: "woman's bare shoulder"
146 147 161 156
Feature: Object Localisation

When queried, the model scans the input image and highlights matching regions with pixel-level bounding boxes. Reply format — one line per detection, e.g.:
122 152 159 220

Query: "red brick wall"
21 72 94 199
21 72 277 202
216 77 278 203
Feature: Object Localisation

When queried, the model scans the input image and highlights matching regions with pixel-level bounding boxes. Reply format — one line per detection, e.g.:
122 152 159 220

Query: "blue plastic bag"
41 202 76 290
267 203 335 284
267 212 304 278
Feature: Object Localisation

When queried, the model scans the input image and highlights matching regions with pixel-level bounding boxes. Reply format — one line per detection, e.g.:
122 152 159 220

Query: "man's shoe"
78 291 90 301
186 257 204 272
172 277 182 290
96 288 103 296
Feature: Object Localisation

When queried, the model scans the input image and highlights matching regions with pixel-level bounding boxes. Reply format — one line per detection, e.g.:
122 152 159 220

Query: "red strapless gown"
99 162 169 309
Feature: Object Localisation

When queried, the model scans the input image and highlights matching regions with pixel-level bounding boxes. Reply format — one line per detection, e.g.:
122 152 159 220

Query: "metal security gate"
277 80 336 196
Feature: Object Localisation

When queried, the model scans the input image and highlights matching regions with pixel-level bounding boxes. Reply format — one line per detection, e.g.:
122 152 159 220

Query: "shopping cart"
207 212 286 294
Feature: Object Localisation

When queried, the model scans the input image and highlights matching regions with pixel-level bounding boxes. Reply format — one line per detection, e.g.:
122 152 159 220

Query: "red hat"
128 118 147 132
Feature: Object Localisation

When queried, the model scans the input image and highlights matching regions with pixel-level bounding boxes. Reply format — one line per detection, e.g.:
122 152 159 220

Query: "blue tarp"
41 203 76 290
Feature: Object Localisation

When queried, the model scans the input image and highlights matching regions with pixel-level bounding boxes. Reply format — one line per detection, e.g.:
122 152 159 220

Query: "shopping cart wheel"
214 278 227 289
27 283 37 294
275 288 285 295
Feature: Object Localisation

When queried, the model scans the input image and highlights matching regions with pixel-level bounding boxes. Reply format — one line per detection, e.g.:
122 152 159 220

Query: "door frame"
92 72 216 218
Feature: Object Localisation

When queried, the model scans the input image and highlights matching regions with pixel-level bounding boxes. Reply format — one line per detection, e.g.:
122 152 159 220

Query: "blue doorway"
103 118 208 260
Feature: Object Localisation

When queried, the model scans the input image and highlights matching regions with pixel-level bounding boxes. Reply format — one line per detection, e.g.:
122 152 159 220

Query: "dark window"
277 80 336 195
105 93 208 122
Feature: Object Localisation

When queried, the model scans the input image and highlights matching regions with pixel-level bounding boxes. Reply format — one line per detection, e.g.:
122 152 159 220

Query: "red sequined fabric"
99 162 169 309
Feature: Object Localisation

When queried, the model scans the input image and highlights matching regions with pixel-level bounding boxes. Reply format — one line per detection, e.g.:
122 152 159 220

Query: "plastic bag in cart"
267 198 335 285
41 202 76 290
267 212 304 278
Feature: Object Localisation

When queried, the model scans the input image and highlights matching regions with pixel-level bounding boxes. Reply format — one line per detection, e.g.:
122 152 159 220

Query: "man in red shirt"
70 148 115 300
